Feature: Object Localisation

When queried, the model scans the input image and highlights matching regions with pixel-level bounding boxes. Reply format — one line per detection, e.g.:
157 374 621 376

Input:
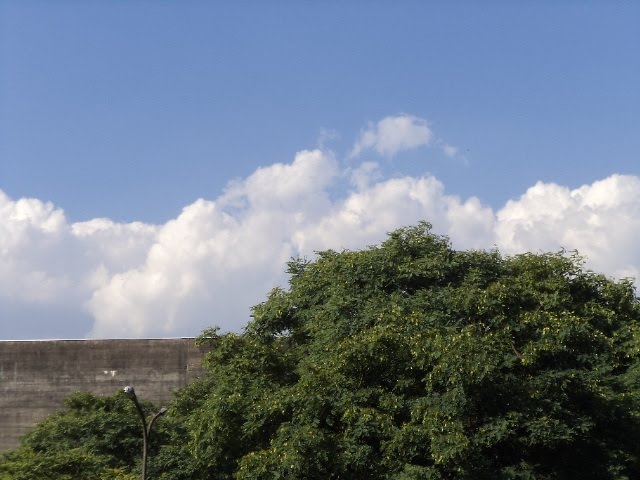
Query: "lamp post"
123 386 167 480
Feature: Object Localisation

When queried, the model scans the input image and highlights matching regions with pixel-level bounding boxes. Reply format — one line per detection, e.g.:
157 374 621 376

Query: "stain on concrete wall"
0 338 209 452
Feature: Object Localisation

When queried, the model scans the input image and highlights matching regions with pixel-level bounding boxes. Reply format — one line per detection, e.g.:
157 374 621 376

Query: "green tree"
185 222 640 479
0 391 183 480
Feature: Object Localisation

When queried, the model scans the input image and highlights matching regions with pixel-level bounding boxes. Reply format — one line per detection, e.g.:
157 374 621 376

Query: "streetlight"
123 386 167 480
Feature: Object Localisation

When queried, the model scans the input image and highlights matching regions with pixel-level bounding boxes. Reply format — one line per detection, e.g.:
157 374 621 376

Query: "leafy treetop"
185 222 640 479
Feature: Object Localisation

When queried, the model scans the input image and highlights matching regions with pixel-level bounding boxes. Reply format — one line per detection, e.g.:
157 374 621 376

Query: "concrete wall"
0 338 209 452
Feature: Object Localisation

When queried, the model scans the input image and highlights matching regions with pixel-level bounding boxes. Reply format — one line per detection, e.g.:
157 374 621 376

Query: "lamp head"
123 385 136 399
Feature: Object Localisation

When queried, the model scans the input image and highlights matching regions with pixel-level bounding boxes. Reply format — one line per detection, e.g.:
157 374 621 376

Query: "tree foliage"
0 391 181 480
186 222 640 479
3 222 640 479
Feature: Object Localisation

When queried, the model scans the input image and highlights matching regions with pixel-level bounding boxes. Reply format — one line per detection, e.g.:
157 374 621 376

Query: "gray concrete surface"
0 338 209 452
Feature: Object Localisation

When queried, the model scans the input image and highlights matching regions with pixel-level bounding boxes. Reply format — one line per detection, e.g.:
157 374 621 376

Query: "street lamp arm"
147 407 168 435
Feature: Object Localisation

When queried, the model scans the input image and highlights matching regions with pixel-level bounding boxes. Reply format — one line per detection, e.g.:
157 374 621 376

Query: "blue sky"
1 2 639 339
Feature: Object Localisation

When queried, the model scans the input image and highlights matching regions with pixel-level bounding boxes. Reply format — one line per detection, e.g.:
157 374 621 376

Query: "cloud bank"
2 122 639 339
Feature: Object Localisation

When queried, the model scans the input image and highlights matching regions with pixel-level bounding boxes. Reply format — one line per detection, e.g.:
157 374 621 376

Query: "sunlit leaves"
187 222 640 478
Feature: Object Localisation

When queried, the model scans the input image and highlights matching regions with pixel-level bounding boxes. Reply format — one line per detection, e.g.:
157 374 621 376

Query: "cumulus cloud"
87 149 339 337
495 175 640 281
349 161 382 191
350 114 433 158
86 151 499 337
294 176 494 253
0 191 158 338
1 133 639 340
0 192 69 303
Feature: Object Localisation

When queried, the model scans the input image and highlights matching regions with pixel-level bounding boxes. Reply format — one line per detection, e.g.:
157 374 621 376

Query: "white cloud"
0 191 158 338
87 149 339 337
293 176 494 253
1 139 639 340
349 161 382 191
0 192 68 303
92 146 464 336
494 174 640 281
350 114 433 158
221 149 337 212
441 143 459 158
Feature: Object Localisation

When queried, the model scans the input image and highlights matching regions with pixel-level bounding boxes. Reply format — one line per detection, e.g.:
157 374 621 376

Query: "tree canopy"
3 222 640 479
0 391 192 480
